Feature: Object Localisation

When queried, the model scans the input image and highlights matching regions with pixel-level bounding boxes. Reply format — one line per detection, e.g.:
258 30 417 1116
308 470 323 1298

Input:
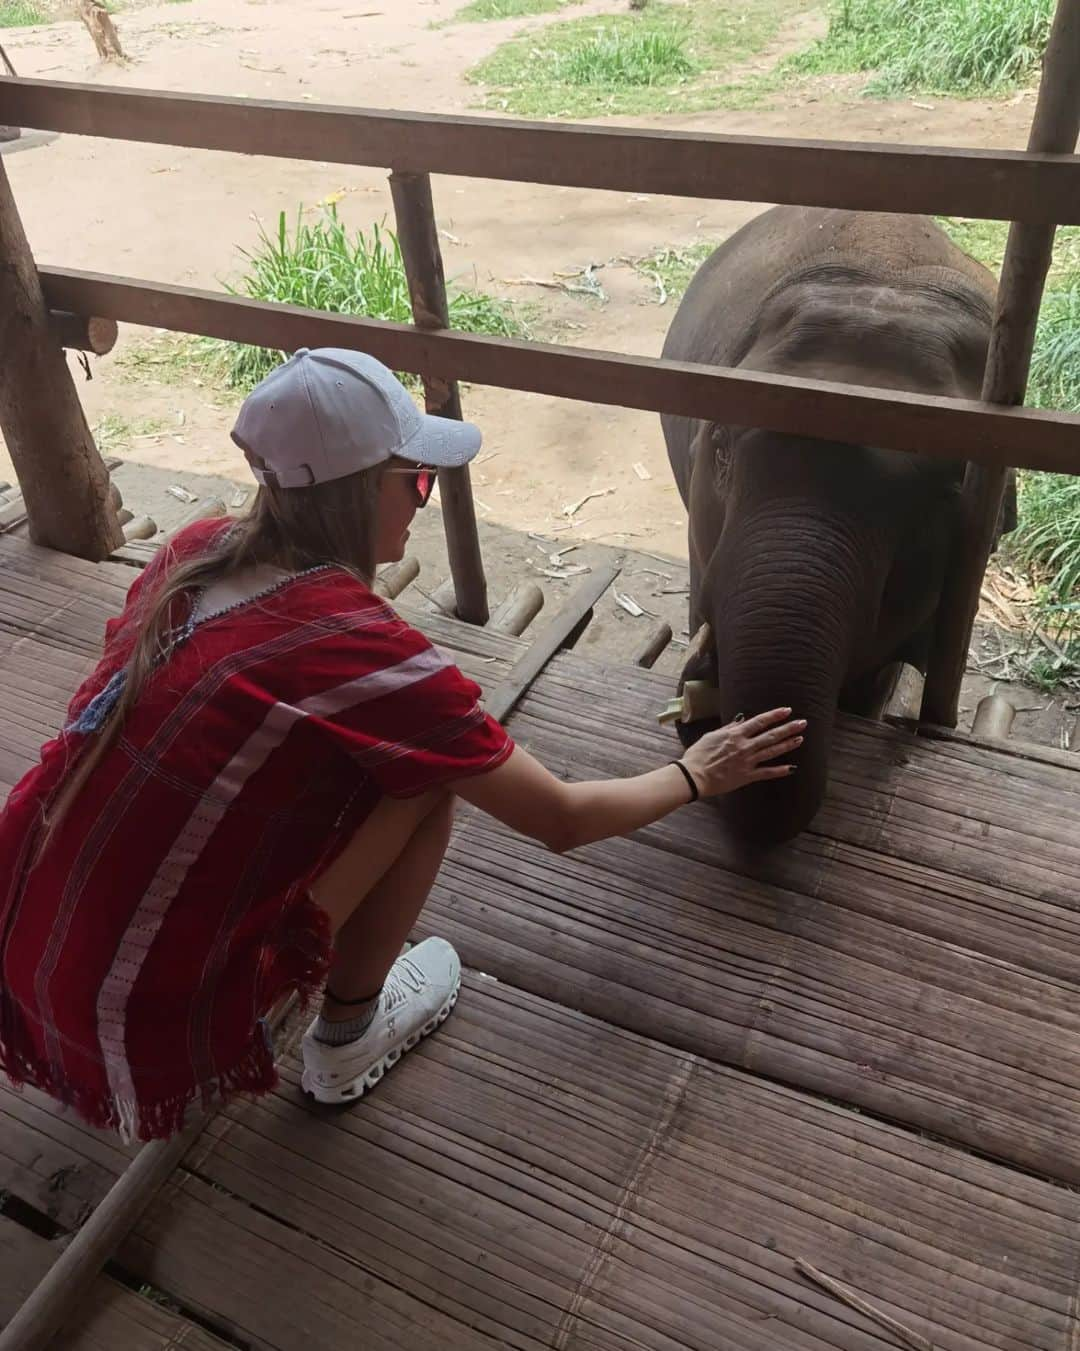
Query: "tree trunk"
77 0 126 62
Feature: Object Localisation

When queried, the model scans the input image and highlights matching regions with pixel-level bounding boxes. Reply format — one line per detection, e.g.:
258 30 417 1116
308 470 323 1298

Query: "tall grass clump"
204 207 524 390
556 26 694 85
0 1 47 25
788 0 1053 96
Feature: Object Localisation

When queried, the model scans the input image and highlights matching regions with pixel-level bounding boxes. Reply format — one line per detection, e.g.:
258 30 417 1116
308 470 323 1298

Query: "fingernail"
797 720 808 729
796 736 804 745
788 765 797 774
733 712 745 723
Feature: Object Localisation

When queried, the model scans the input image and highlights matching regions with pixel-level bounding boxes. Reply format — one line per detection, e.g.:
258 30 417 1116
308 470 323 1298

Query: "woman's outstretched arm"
454 708 804 853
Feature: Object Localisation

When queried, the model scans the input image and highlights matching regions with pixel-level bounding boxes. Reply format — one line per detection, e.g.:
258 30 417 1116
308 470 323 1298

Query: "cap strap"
250 463 317 489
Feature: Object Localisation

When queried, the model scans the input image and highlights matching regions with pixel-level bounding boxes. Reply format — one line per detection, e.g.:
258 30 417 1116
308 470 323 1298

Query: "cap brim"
399 414 482 470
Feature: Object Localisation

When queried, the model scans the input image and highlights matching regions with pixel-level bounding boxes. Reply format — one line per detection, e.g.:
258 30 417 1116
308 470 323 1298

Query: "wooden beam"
0 161 121 559
390 171 488 625
424 577 458 618
921 0 1080 728
38 266 1080 477
485 565 619 723
634 621 673 669
3 78 1080 223
971 694 1016 740
489 581 545 637
47 309 118 354
374 556 420 600
121 514 156 541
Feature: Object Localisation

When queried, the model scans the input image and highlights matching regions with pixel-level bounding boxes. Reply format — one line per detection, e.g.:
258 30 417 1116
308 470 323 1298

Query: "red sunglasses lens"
416 469 435 505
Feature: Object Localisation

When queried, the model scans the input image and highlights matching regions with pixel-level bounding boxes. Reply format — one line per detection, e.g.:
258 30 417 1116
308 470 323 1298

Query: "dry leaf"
230 488 250 509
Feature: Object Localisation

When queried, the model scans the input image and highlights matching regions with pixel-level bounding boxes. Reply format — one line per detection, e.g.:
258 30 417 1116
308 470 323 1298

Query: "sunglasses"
386 464 437 508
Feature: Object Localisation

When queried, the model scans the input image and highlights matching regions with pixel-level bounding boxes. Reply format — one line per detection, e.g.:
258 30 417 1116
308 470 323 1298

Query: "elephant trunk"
690 506 879 848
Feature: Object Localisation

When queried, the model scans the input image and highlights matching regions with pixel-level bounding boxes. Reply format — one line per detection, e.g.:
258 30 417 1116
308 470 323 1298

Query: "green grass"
787 0 1053 97
92 412 168 451
632 242 714 303
201 206 525 391
446 0 577 23
0 1 47 25
468 0 807 118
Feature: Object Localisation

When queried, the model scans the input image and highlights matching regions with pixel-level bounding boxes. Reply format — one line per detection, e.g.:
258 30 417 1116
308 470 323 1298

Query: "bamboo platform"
4 534 1080 1350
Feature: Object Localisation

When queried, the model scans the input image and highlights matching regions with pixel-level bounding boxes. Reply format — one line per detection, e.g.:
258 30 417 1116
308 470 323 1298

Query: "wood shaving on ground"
633 462 652 481
536 565 591 580
562 487 615 518
614 590 657 619
794 1259 933 1351
166 485 197 504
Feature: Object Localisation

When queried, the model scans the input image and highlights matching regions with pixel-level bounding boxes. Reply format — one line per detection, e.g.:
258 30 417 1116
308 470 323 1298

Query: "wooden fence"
0 0 1078 723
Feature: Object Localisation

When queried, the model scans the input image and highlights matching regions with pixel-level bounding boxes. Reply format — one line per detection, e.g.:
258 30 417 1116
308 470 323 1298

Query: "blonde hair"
42 464 383 845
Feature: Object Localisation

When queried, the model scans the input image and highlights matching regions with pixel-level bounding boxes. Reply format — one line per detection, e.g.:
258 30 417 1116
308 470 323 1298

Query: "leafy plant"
202 206 524 390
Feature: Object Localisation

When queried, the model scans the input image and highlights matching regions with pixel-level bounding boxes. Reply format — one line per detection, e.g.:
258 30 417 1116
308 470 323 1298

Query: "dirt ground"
1 0 1074 743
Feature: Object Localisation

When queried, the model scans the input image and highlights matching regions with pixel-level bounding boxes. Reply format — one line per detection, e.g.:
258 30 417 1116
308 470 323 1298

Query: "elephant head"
674 426 979 848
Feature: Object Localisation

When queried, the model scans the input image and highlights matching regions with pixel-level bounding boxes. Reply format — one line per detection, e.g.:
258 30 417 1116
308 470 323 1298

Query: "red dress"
0 520 512 1141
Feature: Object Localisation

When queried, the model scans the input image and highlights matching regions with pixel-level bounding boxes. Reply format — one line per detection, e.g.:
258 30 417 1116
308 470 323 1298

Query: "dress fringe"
0 898 333 1143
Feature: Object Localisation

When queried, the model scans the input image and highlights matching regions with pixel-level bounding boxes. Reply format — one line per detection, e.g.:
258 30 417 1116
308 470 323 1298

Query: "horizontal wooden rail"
39 266 1080 476
4 78 1080 223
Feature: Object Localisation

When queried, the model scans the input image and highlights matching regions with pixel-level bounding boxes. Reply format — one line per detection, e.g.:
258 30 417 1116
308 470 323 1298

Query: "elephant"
661 205 1014 848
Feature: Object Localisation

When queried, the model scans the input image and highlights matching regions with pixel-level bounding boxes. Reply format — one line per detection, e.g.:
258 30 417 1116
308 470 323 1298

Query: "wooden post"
76 0 125 62
0 158 122 559
920 0 1080 727
389 170 489 625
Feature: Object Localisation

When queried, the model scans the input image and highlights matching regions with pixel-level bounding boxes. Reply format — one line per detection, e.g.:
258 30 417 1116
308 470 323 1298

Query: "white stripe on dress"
96 643 450 1130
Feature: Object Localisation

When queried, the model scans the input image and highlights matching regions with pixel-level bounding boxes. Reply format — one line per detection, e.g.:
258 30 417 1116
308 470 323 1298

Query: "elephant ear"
997 469 1018 540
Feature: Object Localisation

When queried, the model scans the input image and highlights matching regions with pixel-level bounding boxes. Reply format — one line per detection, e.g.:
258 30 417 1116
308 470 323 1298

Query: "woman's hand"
680 708 806 798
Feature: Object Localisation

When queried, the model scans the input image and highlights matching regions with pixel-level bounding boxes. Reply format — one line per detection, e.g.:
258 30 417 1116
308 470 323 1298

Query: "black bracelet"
671 760 700 803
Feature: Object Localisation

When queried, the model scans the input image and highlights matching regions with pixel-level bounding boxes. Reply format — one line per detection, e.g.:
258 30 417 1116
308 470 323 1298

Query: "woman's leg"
310 790 455 1021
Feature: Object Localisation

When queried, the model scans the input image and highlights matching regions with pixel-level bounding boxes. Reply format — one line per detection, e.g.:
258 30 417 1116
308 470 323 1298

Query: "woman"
0 348 804 1141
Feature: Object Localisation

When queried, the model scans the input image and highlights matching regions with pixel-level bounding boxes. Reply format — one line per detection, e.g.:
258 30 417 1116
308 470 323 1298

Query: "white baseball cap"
230 347 482 488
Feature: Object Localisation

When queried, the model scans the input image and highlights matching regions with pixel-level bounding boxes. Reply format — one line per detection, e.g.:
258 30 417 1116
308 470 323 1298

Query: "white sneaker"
300 937 461 1104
